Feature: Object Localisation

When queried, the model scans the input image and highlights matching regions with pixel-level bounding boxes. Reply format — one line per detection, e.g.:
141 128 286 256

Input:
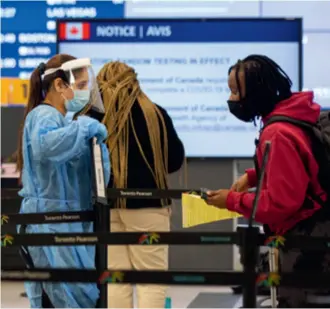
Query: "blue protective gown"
19 104 110 308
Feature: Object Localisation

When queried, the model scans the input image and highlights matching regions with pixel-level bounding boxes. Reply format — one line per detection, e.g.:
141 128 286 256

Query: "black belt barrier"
2 268 330 289
2 231 330 250
106 188 198 199
1 211 95 225
1 188 200 200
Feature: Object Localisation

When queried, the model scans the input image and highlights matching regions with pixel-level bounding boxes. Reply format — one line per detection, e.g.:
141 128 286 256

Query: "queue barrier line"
1 211 95 225
1 188 201 200
2 231 330 251
0 268 242 285
2 268 330 289
1 231 238 246
3 181 329 306
105 188 200 199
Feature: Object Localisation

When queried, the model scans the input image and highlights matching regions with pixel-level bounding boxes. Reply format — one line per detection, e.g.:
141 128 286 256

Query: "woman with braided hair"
206 55 330 307
97 61 185 308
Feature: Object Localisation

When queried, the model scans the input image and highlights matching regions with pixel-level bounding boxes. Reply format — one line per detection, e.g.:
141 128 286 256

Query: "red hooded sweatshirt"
226 92 326 235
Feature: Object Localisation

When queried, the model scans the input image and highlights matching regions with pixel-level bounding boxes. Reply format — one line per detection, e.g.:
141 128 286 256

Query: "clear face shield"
43 58 105 118
61 58 105 116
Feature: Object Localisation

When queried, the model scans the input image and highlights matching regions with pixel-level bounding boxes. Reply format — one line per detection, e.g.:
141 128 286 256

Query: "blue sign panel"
58 19 301 44
1 0 124 78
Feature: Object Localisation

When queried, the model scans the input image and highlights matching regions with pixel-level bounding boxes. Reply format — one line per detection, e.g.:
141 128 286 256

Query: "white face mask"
65 90 91 113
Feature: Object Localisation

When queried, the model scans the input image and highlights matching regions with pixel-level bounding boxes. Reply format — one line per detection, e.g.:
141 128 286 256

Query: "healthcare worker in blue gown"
16 54 111 308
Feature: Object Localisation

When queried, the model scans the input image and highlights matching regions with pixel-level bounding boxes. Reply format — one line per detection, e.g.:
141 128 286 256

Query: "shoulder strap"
263 115 315 132
254 115 313 176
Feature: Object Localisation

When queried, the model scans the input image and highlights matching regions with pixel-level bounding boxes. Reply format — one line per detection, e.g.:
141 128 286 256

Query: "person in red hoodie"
206 55 330 307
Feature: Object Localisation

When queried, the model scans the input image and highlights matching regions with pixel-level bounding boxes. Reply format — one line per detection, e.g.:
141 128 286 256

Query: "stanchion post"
95 201 109 308
241 140 272 308
91 137 109 308
240 226 259 308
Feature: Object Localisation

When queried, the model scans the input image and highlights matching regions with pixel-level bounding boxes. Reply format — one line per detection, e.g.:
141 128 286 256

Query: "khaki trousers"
107 207 171 308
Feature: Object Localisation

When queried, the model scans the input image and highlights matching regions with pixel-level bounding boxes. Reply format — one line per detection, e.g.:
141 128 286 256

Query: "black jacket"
108 102 185 209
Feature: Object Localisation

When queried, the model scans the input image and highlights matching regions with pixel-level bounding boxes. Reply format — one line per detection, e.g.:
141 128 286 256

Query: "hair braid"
229 54 293 118
97 61 169 208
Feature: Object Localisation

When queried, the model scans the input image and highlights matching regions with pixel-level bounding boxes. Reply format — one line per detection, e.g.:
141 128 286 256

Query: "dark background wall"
1 107 25 159
1 107 254 271
1 108 24 267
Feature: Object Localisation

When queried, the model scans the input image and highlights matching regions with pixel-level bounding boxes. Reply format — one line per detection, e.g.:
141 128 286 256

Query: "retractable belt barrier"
106 188 195 199
2 187 330 251
2 231 330 251
2 186 330 308
1 188 198 200
1 211 95 225
1 188 197 227
2 268 330 289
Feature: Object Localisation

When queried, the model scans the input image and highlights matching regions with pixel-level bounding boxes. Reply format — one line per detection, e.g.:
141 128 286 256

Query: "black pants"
278 218 330 308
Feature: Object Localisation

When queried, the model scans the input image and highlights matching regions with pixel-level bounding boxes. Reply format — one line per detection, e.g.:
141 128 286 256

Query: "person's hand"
78 115 105 142
95 123 108 144
231 173 249 192
205 189 230 209
78 116 108 144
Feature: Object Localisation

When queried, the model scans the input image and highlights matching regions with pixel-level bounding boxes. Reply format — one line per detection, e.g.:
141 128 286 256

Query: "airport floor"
1 282 274 308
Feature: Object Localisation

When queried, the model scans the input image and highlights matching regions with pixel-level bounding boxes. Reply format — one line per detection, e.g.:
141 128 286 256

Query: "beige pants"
107 207 171 308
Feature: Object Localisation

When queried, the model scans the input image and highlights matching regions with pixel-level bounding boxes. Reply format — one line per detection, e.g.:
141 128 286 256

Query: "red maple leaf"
70 27 79 35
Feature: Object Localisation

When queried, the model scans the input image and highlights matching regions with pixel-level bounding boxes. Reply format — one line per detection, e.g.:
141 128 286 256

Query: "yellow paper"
182 193 242 228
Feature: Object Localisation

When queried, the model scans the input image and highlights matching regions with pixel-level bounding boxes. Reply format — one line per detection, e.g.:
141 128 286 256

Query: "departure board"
1 0 124 78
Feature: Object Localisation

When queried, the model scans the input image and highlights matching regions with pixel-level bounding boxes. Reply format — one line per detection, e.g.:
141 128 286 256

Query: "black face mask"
227 98 256 122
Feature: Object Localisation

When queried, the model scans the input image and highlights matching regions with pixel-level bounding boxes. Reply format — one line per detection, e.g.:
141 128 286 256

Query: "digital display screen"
1 0 124 78
58 18 301 158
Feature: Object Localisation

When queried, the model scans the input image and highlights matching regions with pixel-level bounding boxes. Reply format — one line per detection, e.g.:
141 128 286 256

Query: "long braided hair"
229 54 293 118
97 61 169 208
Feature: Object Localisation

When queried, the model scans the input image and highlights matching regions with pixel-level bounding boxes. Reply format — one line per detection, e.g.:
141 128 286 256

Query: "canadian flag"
59 22 90 40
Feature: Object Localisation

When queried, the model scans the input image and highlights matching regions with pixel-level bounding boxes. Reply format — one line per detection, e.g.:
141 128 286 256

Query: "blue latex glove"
77 116 108 144
95 123 108 144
